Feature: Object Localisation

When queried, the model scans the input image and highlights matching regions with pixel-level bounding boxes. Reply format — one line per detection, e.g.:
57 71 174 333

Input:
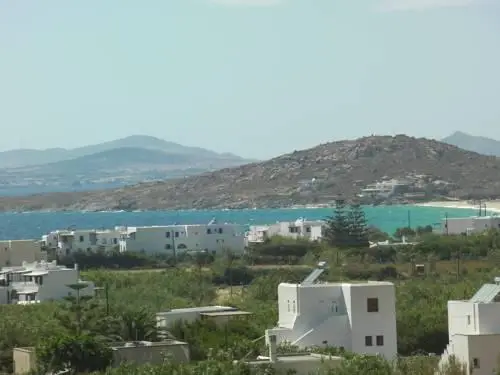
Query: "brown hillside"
1 134 500 212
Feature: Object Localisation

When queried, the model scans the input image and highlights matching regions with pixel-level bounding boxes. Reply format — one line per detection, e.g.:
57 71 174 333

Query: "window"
306 227 311 233
218 228 223 234
289 226 299 233
367 298 379 312
166 232 171 238
376 335 384 346
287 300 290 312
207 229 212 234
365 336 373 346
79 235 84 242
175 231 179 238
472 358 480 368
177 244 187 249
113 238 117 244
331 302 338 313
165 244 172 250
467 315 471 325
292 300 296 313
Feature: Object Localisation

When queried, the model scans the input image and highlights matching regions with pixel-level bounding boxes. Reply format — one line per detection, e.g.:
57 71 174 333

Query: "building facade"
119 223 246 255
0 240 47 267
439 279 500 375
0 260 95 304
247 218 324 244
265 264 397 360
42 228 123 255
441 216 500 235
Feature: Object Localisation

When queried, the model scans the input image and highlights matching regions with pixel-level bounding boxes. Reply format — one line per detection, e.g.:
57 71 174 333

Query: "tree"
346 202 369 248
324 199 350 248
36 333 112 374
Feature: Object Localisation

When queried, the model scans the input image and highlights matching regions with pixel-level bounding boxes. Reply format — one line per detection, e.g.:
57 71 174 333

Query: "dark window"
113 238 118 244
218 228 223 234
473 358 480 368
165 244 172 250
365 336 373 346
367 298 379 312
175 231 179 238
79 236 84 242
376 335 384 346
306 227 311 232
207 229 212 234
166 232 171 238
177 244 187 249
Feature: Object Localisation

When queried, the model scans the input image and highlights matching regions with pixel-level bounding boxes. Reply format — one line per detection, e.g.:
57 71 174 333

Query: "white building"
439 278 500 375
0 260 95 304
247 218 324 243
265 263 397 360
0 240 47 267
441 216 500 235
42 228 123 255
119 222 246 255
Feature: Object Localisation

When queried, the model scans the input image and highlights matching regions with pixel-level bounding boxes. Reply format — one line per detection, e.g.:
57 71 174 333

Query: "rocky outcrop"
1 134 500 212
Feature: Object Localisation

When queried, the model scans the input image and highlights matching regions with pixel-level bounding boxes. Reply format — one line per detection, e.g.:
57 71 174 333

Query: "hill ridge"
1 134 500 212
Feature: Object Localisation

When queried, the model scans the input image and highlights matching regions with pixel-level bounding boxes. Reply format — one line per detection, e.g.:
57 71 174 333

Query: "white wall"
442 218 473 235
122 224 245 255
271 282 397 360
346 283 397 359
442 216 500 235
448 301 478 338
247 221 324 243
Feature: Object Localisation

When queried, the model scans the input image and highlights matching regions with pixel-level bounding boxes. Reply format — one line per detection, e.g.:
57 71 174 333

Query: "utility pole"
407 210 411 229
445 212 449 236
171 230 177 267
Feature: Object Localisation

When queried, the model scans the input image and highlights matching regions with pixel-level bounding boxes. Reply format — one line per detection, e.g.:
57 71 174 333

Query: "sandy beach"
415 200 500 213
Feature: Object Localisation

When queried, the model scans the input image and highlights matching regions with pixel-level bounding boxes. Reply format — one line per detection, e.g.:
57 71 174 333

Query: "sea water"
0 206 479 240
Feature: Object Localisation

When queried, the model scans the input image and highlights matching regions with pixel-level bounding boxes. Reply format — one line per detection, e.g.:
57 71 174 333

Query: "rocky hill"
2 134 500 212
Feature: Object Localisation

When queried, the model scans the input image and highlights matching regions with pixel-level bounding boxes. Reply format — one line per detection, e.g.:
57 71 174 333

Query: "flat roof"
24 271 49 276
280 281 394 287
201 311 252 317
157 306 236 315
247 353 342 364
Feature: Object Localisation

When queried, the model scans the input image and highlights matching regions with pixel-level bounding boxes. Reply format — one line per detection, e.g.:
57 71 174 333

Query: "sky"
1 0 500 159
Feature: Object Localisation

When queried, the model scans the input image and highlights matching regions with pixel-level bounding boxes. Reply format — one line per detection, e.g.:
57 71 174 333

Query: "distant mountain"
3 134 500 212
0 135 249 168
442 131 500 157
0 136 255 194
13 147 242 176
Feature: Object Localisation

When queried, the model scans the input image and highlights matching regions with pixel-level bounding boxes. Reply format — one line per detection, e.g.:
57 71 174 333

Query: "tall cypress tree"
347 202 369 248
325 199 349 248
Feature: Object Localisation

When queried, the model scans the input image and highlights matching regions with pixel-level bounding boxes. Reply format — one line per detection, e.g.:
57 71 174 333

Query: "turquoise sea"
0 206 479 240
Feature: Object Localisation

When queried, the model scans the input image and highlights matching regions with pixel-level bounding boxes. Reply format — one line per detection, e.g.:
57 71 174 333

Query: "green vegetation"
6 209 500 374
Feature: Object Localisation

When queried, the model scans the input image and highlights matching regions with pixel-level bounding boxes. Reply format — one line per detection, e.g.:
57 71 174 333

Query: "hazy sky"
1 0 500 159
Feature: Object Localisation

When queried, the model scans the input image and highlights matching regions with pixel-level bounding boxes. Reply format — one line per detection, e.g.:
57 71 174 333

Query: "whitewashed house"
265 262 397 360
441 216 500 235
0 240 47 267
0 260 95 304
119 222 246 255
247 218 324 244
42 228 122 255
439 278 500 375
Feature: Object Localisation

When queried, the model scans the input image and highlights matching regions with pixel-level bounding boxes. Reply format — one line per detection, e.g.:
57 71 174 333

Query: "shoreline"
414 201 500 214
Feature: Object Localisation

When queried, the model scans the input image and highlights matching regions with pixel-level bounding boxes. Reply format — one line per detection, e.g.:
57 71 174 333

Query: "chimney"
268 334 277 363
74 263 78 272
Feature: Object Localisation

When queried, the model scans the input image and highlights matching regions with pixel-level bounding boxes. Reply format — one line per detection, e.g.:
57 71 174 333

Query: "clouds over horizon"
379 0 492 12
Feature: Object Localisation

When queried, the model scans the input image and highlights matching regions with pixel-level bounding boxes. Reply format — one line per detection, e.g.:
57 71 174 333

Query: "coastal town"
3 0 500 373
0 206 499 373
